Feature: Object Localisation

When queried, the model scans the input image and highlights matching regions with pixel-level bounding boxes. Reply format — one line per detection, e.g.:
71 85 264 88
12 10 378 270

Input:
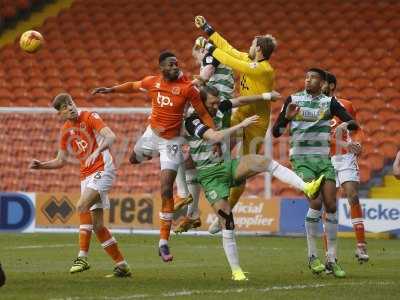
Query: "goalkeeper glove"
194 16 215 36
195 37 216 53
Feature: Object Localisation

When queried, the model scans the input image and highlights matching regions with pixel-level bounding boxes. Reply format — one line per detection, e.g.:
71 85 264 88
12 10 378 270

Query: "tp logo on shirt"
157 92 173 107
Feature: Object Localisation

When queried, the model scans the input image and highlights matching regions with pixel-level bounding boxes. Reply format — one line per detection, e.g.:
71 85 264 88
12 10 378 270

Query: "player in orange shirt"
322 72 369 263
92 51 215 262
29 93 131 277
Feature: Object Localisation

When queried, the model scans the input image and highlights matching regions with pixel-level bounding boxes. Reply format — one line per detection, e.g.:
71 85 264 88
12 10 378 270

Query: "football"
19 30 44 53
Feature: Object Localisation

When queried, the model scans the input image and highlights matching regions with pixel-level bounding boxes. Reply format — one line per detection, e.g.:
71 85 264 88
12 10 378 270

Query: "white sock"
325 212 338 262
305 208 321 258
267 160 306 191
78 251 88 258
176 164 189 198
159 239 168 247
186 168 200 218
222 229 241 272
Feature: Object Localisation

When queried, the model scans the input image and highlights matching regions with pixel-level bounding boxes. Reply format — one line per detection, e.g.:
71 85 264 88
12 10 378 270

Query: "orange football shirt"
132 74 214 139
330 99 363 156
60 111 113 180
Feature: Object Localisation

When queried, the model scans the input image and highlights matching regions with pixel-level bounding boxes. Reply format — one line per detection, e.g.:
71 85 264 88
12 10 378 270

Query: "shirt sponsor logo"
157 92 173 107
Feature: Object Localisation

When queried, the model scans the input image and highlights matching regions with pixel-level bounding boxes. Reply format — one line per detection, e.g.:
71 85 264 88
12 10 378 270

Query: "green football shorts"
196 158 243 204
290 155 336 183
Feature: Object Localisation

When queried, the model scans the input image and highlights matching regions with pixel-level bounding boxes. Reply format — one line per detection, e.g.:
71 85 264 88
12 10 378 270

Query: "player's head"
52 93 78 121
192 40 207 65
249 34 277 60
199 85 220 116
159 51 180 81
305 68 326 94
322 71 337 96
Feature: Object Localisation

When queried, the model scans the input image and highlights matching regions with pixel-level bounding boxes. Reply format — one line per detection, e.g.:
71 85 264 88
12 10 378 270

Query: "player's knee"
218 209 235 230
325 202 337 214
92 220 103 233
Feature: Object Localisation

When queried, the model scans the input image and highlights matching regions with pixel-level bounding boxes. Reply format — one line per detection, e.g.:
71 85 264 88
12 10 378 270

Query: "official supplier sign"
338 198 400 233
197 196 280 233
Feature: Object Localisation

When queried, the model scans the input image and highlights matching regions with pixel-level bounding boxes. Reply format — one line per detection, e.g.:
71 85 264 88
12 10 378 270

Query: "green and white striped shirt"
185 101 233 169
272 91 356 159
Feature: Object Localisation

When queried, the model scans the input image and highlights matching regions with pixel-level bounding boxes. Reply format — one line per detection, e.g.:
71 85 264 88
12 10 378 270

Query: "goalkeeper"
195 16 277 231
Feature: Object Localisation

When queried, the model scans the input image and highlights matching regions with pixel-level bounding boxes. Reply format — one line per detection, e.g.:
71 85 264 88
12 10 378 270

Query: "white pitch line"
48 281 395 300
5 243 75 250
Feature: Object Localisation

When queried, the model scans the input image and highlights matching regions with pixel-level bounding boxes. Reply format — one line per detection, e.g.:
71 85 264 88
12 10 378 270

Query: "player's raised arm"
330 97 359 132
186 114 259 144
195 16 248 60
272 96 296 137
92 81 145 95
187 85 215 129
230 91 281 107
29 149 67 170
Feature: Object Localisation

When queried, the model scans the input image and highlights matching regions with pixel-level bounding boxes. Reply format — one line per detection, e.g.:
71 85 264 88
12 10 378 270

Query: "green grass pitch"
0 233 399 299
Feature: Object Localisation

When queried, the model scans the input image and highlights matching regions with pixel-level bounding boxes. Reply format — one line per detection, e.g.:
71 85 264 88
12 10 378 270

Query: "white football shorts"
331 153 360 187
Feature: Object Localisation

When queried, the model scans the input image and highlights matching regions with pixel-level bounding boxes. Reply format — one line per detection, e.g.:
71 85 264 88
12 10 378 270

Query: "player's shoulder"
337 98 353 107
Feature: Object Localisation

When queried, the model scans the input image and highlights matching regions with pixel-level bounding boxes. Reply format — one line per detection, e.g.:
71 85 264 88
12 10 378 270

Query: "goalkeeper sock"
305 208 321 258
176 164 189 198
186 168 200 218
159 198 174 244
222 229 241 272
95 227 125 264
267 160 306 191
325 212 338 262
78 212 92 258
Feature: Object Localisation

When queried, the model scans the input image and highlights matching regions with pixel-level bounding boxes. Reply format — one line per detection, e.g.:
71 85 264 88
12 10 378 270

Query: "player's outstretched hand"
195 16 207 28
91 87 113 95
195 36 207 48
262 91 281 102
29 159 42 169
285 103 300 120
240 115 259 128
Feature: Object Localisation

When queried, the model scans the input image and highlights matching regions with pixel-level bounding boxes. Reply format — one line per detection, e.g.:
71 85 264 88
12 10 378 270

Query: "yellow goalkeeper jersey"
209 32 275 120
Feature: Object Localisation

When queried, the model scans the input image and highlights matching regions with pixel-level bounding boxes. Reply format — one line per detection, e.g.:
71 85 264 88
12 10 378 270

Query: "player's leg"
174 157 201 234
129 126 157 165
291 157 325 274
342 181 368 262
233 154 323 198
212 199 247 281
91 208 131 277
174 163 193 211
158 137 184 261
227 110 246 209
0 262 5 287
70 177 96 274
320 159 346 277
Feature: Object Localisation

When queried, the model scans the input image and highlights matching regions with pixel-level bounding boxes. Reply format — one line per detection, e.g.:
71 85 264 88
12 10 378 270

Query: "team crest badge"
155 82 161 88
172 87 180 95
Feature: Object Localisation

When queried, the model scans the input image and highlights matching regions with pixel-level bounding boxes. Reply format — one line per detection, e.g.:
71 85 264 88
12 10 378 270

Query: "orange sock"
95 227 125 264
159 198 174 243
78 212 93 257
350 203 366 245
